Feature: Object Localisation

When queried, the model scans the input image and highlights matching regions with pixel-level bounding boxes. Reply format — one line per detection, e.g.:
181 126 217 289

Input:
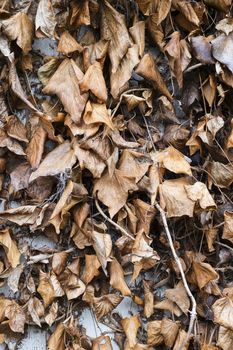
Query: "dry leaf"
30 142 76 182
159 178 195 217
161 318 180 348
135 53 172 100
212 33 233 73
223 211 233 244
217 326 233 350
43 59 88 123
129 21 145 57
147 321 163 346
37 270 55 308
165 281 190 314
212 296 233 330
36 0 56 38
79 61 107 102
156 146 192 176
45 302 58 327
92 336 113 350
2 12 33 53
5 302 26 333
191 36 214 64
173 329 191 350
58 31 83 55
26 126 47 169
109 258 131 296
101 0 131 73
0 229 20 268
82 255 101 284
143 280 154 318
121 315 141 349
52 251 68 275
48 323 65 350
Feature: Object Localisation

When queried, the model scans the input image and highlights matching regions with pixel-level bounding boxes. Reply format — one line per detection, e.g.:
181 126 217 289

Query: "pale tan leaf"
147 320 163 346
82 255 101 284
36 0 56 38
185 182 216 210
37 270 55 308
48 323 65 350
217 326 233 350
26 126 47 169
156 146 192 176
165 281 190 314
5 302 26 333
45 302 58 327
121 315 141 348
101 0 131 73
223 211 233 244
161 318 180 348
43 59 88 123
58 31 83 55
212 296 233 330
129 21 145 57
92 335 113 350
2 12 33 53
79 62 107 102
30 142 77 182
109 258 131 296
0 229 20 268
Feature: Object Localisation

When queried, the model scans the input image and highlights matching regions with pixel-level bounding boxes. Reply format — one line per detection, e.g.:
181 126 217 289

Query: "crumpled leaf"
135 53 172 100
155 146 192 176
110 258 131 296
121 315 141 349
0 205 41 226
165 281 190 314
2 12 33 54
212 33 233 73
43 59 88 123
92 336 113 350
48 323 65 350
217 326 233 350
223 211 233 244
37 270 55 308
0 229 20 268
29 142 76 182
36 0 56 38
79 61 107 102
5 301 26 333
101 0 131 73
212 296 233 330
58 31 83 55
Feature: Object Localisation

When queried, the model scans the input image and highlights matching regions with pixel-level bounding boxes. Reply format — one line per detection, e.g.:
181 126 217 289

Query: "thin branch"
95 198 135 241
154 201 197 350
184 63 203 74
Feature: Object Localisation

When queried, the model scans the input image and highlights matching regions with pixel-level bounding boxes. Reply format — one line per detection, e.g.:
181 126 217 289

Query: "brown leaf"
95 293 123 320
79 61 107 102
82 255 101 284
94 169 137 218
185 182 216 210
29 142 77 182
26 126 47 169
147 320 163 346
192 261 219 289
129 21 145 57
208 161 233 188
5 115 28 143
0 229 20 268
110 44 140 99
36 0 56 38
203 0 231 12
92 336 113 350
154 299 182 317
91 230 112 275
7 264 24 293
45 302 58 327
155 146 192 176
159 178 195 218
109 258 131 296
5 302 26 333
217 326 233 350
0 205 41 226
173 329 191 350
121 315 141 349
83 101 114 130
172 0 200 27
52 251 68 275
70 0 90 27
48 323 65 350
161 318 180 348
212 296 233 330
101 0 131 73
165 281 190 314
223 211 233 244
37 270 55 308
191 36 214 64
27 297 45 327
203 75 217 107
43 59 88 123
2 12 33 53
143 280 154 318
212 33 233 73
135 53 172 100
58 31 83 55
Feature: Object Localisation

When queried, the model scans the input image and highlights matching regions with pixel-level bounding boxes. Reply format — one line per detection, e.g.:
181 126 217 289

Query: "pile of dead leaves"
1 0 233 349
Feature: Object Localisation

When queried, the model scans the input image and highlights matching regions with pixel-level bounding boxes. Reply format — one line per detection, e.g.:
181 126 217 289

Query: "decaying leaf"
0 229 20 268
36 0 56 38
121 315 141 349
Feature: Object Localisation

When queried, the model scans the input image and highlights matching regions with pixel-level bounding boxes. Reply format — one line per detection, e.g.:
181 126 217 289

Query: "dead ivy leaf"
110 258 131 296
92 335 113 350
29 142 76 182
0 229 20 268
36 0 56 38
5 302 26 333
135 53 172 100
43 59 88 124
212 296 233 330
217 326 233 350
223 211 233 244
165 281 190 314
101 0 131 73
58 31 83 55
2 12 33 54
37 270 55 308
48 323 65 350
121 315 141 349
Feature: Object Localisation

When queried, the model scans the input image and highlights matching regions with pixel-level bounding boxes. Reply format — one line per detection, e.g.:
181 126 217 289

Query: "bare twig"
184 63 203 74
95 198 135 241
154 201 197 350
